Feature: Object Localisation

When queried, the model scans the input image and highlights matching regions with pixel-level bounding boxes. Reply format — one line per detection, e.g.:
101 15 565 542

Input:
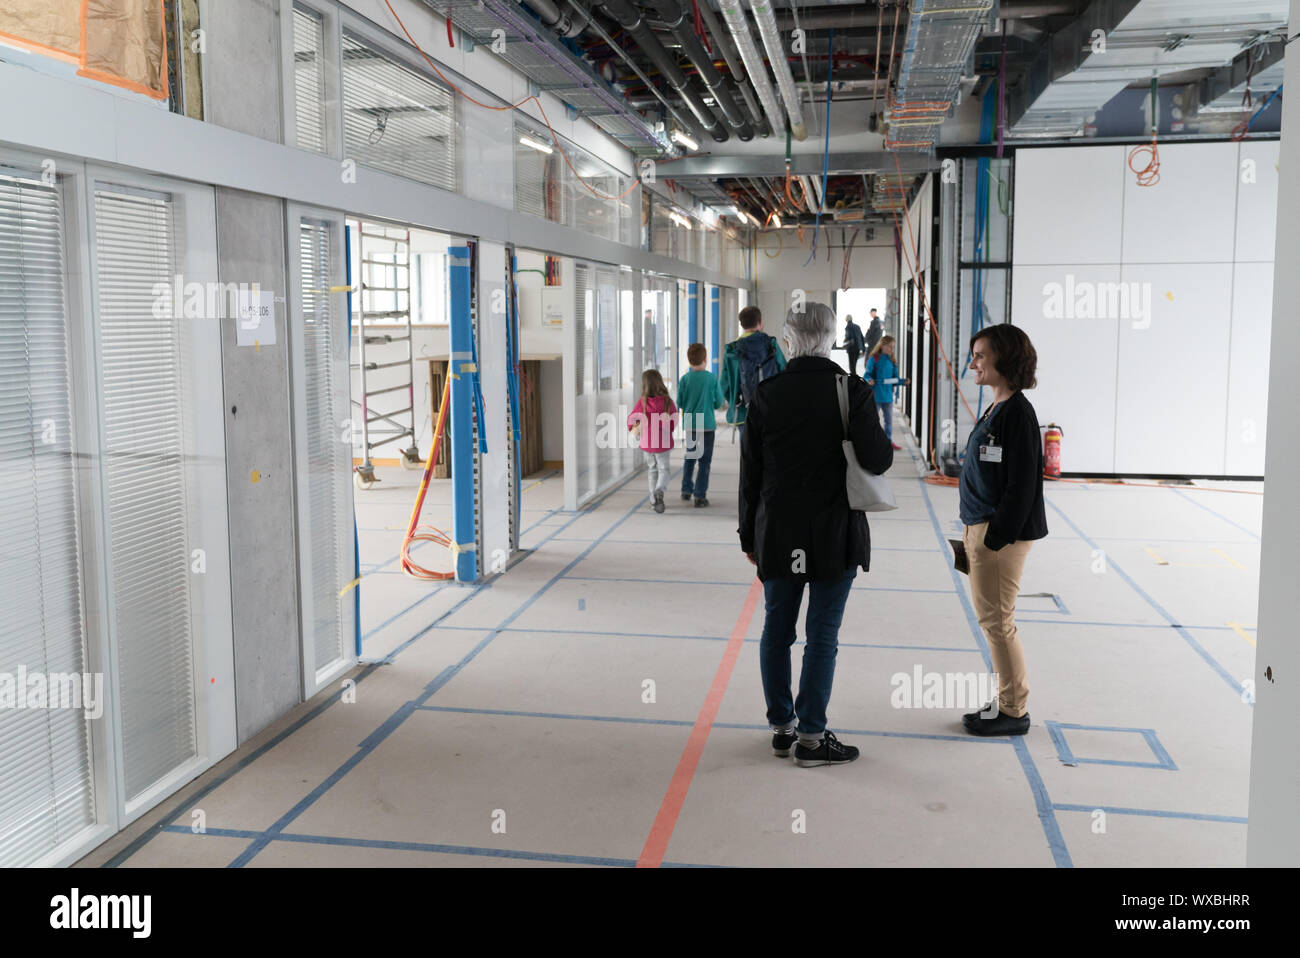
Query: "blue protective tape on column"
709 285 720 373
687 281 699 346
448 246 478 582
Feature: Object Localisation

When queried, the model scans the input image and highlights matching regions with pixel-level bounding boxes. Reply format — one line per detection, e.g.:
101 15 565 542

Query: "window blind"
299 219 346 676
342 31 457 193
0 170 96 867
93 186 198 802
293 5 328 154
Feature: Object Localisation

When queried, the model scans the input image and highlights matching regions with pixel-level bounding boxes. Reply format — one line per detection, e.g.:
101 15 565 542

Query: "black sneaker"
962 700 999 723
653 491 665 513
964 711 1030 737
771 729 797 757
793 730 859 767
694 497 709 507
681 492 692 501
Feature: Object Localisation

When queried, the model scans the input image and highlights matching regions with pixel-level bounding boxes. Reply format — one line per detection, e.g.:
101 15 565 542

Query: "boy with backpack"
721 305 786 440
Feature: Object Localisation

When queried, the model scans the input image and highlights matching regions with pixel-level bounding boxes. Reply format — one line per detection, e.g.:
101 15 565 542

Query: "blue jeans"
877 401 893 440
759 568 857 738
680 428 715 499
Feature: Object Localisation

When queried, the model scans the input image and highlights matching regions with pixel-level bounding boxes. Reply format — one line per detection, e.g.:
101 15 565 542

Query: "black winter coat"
738 356 894 582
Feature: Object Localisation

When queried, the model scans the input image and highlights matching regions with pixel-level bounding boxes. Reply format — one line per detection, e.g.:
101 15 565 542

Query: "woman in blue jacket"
863 336 908 450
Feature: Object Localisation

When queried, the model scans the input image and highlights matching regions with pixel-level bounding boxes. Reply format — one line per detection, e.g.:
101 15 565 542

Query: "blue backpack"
737 333 782 408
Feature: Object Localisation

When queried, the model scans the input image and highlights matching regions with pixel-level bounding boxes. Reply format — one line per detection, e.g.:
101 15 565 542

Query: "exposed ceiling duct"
521 0 587 38
748 0 808 140
716 0 790 141
691 0 771 137
888 0 997 152
643 0 755 141
417 0 670 153
1008 0 1290 137
596 0 731 142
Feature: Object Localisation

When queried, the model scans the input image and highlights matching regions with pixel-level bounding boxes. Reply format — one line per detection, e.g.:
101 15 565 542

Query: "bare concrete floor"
82 425 1260 868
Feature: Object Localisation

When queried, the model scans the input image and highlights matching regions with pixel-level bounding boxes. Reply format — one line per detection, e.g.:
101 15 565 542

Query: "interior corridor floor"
82 424 1261 868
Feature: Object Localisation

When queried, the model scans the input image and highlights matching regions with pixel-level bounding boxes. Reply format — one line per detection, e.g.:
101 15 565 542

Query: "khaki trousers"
964 521 1033 718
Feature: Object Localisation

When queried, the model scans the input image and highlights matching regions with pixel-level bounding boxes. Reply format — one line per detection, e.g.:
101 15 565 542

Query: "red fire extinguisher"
1044 423 1063 479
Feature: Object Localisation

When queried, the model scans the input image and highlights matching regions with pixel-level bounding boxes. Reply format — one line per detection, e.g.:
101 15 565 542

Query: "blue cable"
803 28 834 268
1245 84 1283 133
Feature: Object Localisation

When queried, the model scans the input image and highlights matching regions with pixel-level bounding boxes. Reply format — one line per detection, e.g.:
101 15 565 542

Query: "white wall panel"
1120 142 1238 264
1113 263 1233 475
1011 264 1121 473
1225 261 1273 475
1013 146 1126 266
1236 140 1282 263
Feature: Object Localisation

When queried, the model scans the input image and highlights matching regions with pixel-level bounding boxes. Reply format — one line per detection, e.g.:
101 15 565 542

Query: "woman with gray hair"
738 302 894 766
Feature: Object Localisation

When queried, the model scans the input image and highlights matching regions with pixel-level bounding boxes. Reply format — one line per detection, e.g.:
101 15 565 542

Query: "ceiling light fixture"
670 129 699 151
519 135 554 154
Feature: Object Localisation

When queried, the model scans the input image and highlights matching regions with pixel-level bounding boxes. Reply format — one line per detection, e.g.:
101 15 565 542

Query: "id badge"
979 444 1003 463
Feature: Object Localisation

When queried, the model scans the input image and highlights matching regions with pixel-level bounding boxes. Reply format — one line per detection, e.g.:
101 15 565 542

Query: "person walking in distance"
839 314 866 376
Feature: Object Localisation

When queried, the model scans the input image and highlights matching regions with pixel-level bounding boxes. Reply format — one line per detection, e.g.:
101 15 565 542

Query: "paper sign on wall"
236 288 276 347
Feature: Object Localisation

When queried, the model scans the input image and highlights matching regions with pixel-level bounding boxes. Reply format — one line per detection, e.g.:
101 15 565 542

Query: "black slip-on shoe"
962 700 1000 723
694 497 709 508
772 729 798 757
794 730 860 767
964 711 1030 736
681 492 692 501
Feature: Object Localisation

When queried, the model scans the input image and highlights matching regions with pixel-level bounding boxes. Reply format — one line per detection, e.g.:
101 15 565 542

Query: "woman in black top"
958 324 1048 736
739 302 894 766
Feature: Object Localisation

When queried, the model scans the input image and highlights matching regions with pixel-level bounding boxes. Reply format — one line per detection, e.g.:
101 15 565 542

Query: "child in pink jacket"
627 368 678 513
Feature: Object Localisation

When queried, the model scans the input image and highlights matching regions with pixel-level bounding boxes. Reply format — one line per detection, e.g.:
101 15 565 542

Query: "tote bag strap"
835 374 851 440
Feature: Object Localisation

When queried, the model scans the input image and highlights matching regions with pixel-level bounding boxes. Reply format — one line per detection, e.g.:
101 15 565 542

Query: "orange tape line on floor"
637 577 763 868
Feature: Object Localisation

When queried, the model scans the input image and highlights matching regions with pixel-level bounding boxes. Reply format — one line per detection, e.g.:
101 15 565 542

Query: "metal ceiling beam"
1198 36 1287 110
773 1 1080 31
662 152 941 177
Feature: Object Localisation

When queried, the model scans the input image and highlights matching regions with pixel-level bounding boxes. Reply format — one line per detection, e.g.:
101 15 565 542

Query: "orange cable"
400 373 455 580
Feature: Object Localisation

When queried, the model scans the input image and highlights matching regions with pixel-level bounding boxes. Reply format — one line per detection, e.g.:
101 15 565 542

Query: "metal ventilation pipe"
748 0 807 141
690 0 771 137
644 0 754 141
597 0 730 142
521 0 587 38
716 0 787 141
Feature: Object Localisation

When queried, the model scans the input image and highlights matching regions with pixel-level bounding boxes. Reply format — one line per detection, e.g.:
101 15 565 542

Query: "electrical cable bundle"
1128 75 1161 187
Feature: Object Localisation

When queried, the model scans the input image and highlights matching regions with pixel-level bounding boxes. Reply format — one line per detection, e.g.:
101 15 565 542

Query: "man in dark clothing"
839 314 866 376
739 302 893 768
721 305 786 438
865 308 885 355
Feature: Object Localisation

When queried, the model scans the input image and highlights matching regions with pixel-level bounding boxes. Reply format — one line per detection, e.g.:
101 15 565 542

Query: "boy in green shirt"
675 342 727 507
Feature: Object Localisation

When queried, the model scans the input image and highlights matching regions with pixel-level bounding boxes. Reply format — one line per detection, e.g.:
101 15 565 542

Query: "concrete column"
215 188 302 742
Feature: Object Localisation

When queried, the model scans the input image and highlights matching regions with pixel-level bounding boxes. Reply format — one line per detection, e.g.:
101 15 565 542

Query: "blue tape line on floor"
164 824 720 867
917 475 1073 868
226 469 682 867
1046 498 1251 704
1051 804 1247 825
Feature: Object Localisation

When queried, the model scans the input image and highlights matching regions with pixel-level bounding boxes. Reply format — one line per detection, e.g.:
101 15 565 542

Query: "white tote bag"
836 374 898 512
